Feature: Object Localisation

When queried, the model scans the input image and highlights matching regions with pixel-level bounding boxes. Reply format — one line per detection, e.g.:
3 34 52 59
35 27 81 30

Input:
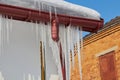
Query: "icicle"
30 20 34 33
35 21 39 43
63 26 67 80
59 25 68 80
1 16 6 54
59 25 65 69
80 27 83 80
23 74 26 80
38 0 42 16
9 17 13 33
55 7 63 80
43 24 47 54
54 7 58 21
0 72 4 80
47 22 63 80
66 25 71 80
41 2 43 12
28 74 32 80
0 72 2 80
40 23 43 43
38 76 41 80
33 0 37 9
32 75 35 80
80 27 83 59
49 6 52 24
55 42 63 80
63 26 68 80
0 15 2 55
71 27 75 68
6 16 10 44
76 27 83 80
51 42 63 80
2 76 4 80
38 23 42 42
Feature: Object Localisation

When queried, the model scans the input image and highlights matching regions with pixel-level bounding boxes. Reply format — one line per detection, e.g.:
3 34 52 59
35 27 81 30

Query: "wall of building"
71 17 120 80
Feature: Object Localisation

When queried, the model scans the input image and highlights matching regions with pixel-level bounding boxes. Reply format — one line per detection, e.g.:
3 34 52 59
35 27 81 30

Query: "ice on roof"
0 0 101 20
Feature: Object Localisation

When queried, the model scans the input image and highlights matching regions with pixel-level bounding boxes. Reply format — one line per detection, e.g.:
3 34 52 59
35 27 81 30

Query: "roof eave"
0 3 104 32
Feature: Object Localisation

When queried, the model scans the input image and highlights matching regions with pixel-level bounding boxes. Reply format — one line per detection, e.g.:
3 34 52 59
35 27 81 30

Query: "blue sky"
65 0 120 36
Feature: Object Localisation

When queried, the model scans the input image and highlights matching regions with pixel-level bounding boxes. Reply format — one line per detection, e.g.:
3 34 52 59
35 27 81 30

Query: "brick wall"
71 17 120 80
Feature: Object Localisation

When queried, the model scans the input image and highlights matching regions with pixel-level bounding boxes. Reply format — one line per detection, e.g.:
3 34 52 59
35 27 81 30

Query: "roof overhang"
0 3 104 32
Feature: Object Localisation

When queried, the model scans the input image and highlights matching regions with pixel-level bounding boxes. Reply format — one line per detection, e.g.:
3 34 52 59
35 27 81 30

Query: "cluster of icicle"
0 15 13 56
0 2 83 80
45 21 83 80
59 25 83 80
35 2 83 80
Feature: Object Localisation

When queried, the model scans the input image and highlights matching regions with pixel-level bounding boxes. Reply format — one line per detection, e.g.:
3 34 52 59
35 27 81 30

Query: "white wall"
0 19 57 80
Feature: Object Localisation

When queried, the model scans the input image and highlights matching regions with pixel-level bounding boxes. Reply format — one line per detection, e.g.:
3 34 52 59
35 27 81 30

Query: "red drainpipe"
51 19 59 42
0 3 104 32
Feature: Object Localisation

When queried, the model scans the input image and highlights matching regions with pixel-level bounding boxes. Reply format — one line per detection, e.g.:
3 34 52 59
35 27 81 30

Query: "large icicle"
59 25 66 80
76 27 83 80
59 25 65 67
66 25 71 80
47 22 63 80
80 27 83 80
46 6 63 80
63 26 67 80
40 22 46 80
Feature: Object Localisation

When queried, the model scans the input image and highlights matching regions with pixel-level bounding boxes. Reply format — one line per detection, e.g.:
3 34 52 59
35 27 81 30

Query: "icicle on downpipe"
76 27 82 80
59 26 65 71
48 5 52 42
48 6 58 65
55 7 63 80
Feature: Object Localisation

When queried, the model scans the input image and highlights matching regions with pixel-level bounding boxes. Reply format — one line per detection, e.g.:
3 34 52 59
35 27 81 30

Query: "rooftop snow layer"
0 0 101 20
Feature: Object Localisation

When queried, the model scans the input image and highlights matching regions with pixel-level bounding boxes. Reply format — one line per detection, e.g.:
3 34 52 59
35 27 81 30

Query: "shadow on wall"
0 72 41 80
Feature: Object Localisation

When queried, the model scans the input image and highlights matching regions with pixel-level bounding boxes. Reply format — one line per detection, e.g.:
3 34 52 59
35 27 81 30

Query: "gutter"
0 3 104 32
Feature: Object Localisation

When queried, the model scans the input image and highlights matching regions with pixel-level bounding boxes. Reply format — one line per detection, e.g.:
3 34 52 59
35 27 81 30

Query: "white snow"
0 0 101 20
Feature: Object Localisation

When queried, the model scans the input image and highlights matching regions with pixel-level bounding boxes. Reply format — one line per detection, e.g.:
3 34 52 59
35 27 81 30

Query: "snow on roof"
0 0 101 20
